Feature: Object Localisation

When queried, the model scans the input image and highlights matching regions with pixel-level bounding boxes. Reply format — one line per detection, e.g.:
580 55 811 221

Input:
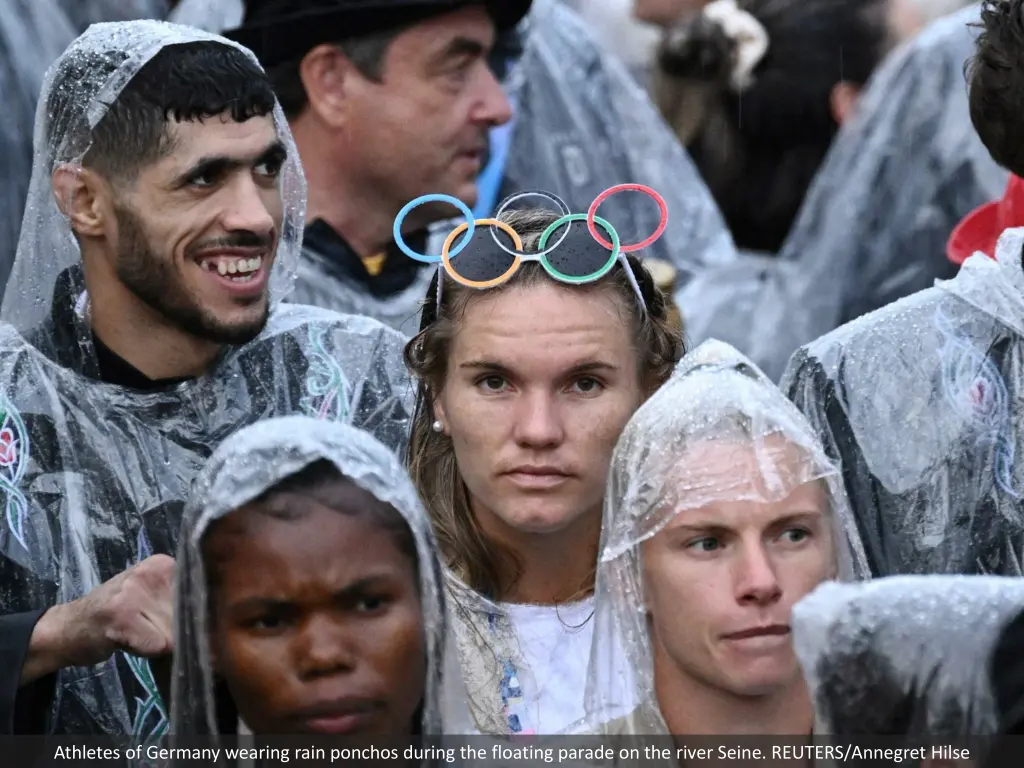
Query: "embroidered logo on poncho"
301 325 352 422
936 301 1017 497
0 395 30 549
125 528 168 754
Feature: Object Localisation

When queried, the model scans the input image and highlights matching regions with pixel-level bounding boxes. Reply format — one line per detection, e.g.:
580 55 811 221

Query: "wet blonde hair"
404 207 684 598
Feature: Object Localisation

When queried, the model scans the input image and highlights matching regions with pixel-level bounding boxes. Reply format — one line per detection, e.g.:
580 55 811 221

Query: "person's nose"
220 174 276 237
512 390 565 450
733 541 783 606
295 614 356 679
470 63 514 127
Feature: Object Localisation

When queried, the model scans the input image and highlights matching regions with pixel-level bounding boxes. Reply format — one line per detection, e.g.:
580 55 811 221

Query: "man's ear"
299 43 374 130
51 164 110 238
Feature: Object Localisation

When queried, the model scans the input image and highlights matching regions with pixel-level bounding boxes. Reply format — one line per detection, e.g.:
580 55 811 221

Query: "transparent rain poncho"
502 0 737 278
680 4 1007 382
792 575 1024 736
171 416 454 742
0 1 76 298
783 226 1024 577
289 231 437 338
584 340 869 734
0 20 412 736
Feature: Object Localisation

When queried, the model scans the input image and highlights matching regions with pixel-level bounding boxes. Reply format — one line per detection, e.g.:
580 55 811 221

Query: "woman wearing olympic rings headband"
398 186 684 735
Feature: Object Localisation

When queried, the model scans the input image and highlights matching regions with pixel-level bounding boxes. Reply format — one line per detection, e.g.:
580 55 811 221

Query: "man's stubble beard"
113 204 269 346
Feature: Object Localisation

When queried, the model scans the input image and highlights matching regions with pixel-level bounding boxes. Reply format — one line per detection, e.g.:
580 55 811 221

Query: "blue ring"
393 194 475 263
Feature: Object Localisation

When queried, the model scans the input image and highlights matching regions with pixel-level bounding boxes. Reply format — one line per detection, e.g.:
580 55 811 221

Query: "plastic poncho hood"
2 19 305 368
172 416 450 741
783 226 1024 576
584 340 869 733
793 575 1024 737
0 21 414 737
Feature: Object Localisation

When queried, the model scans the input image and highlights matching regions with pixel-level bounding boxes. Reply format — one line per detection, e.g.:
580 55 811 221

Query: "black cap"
225 0 532 68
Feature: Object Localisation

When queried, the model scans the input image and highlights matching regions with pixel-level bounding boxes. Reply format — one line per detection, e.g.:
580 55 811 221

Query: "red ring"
586 183 668 253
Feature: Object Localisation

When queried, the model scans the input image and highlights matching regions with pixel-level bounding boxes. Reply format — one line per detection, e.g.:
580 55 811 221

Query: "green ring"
537 214 621 284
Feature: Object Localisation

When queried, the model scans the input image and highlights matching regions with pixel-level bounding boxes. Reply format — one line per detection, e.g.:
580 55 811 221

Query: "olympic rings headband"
392 184 668 313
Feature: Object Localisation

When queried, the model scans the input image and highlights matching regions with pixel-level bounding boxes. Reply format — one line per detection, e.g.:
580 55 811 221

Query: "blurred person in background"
498 0 736 318
910 0 983 27
0 1 76 298
635 0 973 32
781 0 1024 578
652 0 899 256
561 0 661 85
634 0 709 26
680 3 1005 382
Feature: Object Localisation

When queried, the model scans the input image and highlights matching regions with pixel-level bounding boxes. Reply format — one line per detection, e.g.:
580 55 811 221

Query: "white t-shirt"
501 597 636 734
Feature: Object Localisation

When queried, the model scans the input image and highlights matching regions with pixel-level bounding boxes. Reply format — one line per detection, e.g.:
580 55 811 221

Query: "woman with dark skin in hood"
171 417 457 747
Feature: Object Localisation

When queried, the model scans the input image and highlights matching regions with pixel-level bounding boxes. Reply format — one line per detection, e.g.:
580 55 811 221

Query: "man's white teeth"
205 255 263 277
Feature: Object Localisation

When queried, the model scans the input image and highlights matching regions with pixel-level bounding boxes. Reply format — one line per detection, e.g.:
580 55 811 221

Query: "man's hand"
21 555 176 686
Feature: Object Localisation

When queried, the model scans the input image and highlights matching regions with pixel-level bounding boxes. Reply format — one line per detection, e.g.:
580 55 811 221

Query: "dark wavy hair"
47 40 276 180
968 0 1024 178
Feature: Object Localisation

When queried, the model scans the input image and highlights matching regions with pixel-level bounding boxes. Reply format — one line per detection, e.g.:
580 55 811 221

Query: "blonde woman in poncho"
583 340 868 749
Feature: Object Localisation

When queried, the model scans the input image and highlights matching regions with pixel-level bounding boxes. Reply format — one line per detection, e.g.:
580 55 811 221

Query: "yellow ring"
441 218 525 289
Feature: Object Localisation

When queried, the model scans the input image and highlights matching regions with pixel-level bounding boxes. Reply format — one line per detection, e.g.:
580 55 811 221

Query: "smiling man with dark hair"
0 20 413 737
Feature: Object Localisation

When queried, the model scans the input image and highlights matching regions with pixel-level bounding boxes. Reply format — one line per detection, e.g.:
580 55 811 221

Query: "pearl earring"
432 420 444 433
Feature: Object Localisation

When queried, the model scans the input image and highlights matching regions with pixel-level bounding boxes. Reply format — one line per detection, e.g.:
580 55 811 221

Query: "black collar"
93 331 192 391
31 263 194 390
303 218 430 299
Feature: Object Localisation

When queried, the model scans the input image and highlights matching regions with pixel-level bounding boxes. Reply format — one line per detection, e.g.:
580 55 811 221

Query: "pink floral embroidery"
0 427 18 467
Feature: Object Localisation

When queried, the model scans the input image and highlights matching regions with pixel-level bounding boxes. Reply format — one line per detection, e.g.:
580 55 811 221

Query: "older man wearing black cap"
225 0 528 335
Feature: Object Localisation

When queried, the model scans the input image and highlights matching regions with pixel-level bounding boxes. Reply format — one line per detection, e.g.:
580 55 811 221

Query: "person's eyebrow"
669 508 823 532
458 359 619 374
227 574 397 613
563 361 619 374
333 574 396 599
172 139 286 188
229 596 294 614
765 510 824 533
665 520 733 536
427 35 490 69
